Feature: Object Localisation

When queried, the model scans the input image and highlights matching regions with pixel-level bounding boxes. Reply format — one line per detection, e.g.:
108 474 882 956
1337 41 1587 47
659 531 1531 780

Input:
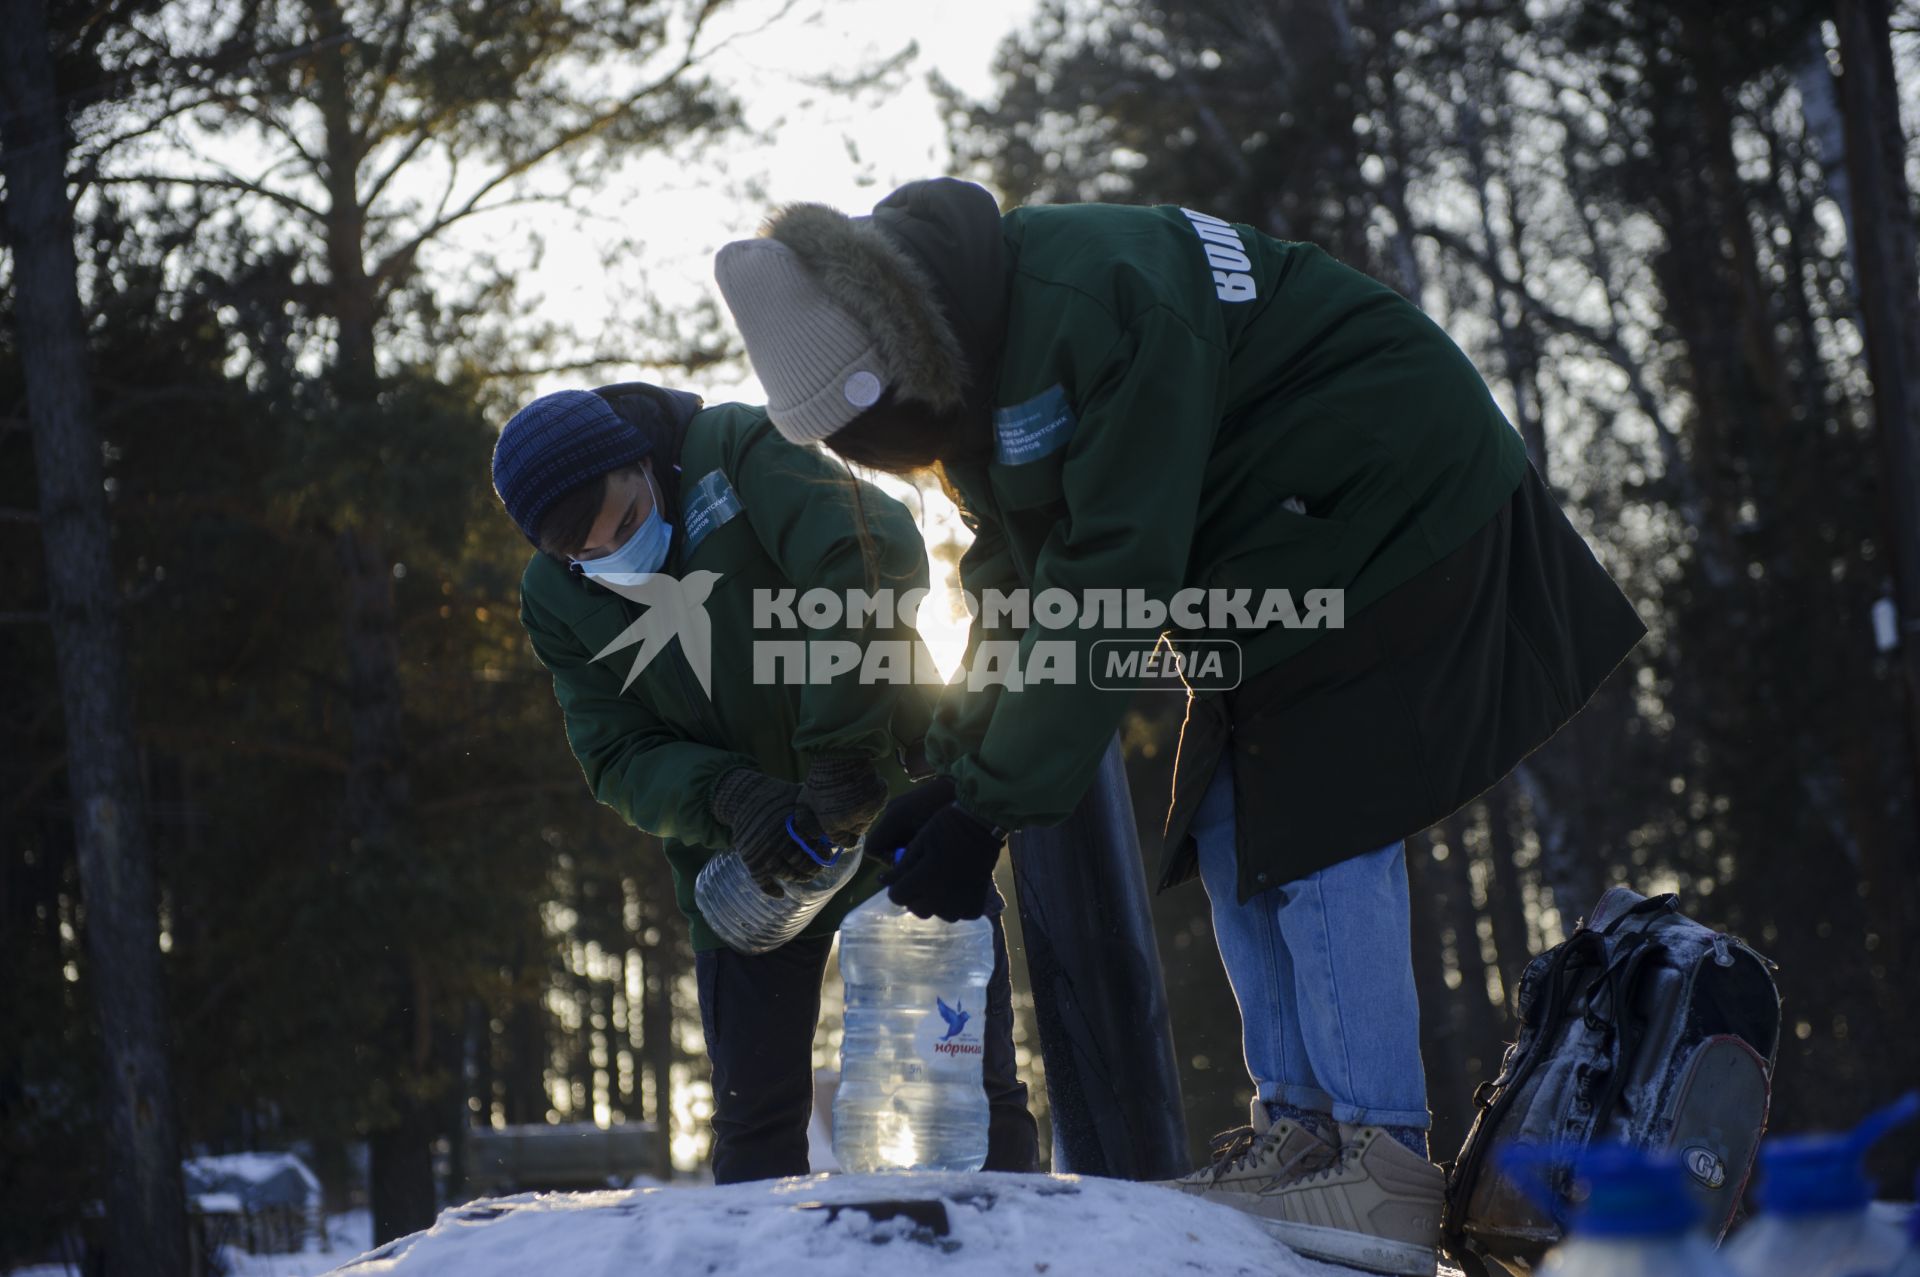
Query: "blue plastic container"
1723 1092 1919 1277
1502 1143 1735 1277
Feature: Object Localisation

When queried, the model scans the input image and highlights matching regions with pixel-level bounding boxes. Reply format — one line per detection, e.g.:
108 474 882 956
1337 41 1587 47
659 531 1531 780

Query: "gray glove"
798 755 889 848
710 768 815 893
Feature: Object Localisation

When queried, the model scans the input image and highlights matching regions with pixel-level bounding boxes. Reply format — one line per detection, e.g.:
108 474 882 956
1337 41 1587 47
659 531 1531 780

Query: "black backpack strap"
1441 929 1606 1262
1579 934 1665 1132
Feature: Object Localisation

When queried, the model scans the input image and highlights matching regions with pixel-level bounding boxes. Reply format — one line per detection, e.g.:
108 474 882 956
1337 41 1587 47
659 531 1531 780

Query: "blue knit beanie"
492 390 654 545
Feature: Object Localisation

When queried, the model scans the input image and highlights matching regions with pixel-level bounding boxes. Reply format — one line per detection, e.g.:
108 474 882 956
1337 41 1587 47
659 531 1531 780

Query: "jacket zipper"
667 635 726 745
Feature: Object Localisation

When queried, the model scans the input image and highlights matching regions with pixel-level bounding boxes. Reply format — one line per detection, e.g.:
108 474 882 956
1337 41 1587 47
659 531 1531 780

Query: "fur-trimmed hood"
763 178 1009 416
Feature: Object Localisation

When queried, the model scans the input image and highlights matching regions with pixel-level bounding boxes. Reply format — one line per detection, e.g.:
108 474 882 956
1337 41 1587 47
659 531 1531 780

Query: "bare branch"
373 192 561 294
362 0 423 131
1412 220 1679 449
685 0 781 64
360 128 436 215
69 92 207 181
198 88 322 170
94 171 324 221
479 354 640 379
368 2 728 288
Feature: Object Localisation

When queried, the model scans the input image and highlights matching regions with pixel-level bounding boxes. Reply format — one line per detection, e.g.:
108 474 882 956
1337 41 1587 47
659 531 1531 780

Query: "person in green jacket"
712 179 1644 1273
491 379 1039 1184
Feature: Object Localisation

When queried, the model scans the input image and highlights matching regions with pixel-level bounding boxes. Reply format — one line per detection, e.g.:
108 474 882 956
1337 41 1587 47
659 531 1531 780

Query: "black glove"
798 755 888 847
709 768 815 893
883 800 1004 922
866 774 958 863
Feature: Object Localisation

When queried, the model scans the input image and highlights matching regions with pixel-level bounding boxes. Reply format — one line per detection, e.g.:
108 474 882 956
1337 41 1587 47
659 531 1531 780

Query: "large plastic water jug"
1724 1092 1919 1277
832 890 993 1172
1502 1143 1736 1277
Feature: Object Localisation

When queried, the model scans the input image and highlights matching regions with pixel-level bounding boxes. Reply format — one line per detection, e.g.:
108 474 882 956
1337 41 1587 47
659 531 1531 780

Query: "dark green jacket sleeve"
729 426 933 762
521 594 754 848
945 303 1227 829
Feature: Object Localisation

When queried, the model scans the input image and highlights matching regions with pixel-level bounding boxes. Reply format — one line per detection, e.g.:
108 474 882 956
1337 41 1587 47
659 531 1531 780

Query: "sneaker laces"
1292 1141 1365 1188
1202 1125 1261 1182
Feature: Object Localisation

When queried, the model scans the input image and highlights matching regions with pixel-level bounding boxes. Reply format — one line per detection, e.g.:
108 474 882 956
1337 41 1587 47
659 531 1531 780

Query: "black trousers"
695 909 1040 1184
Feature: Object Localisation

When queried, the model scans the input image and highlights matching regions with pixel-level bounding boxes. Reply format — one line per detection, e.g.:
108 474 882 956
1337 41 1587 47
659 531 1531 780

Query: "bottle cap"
1501 1143 1700 1238
1757 1092 1920 1216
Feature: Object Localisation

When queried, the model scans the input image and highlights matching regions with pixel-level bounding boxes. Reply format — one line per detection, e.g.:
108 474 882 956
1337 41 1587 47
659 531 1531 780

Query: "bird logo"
936 997 970 1043
585 570 723 698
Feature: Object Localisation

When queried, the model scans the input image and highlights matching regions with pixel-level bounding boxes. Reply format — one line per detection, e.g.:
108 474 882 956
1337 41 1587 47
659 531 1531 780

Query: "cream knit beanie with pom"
713 238 887 443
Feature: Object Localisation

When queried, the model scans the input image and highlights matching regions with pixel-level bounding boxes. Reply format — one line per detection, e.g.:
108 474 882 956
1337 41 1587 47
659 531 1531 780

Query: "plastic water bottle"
1724 1093 1919 1277
693 819 863 955
833 888 993 1173
1887 1177 1920 1277
1502 1143 1736 1277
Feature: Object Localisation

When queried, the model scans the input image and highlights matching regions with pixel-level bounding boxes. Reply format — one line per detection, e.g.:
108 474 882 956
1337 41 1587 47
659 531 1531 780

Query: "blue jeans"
1192 753 1430 1130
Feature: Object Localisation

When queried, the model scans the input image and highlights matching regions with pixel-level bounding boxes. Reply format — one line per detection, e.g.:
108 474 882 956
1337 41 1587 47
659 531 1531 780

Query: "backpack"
1441 887 1782 1275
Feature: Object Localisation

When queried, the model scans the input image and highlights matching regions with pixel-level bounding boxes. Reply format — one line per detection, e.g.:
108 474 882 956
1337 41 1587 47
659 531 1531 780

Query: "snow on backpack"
1440 887 1781 1276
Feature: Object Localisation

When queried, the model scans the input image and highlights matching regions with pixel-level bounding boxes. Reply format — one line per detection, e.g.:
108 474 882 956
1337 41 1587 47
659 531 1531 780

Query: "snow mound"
319 1171 1361 1277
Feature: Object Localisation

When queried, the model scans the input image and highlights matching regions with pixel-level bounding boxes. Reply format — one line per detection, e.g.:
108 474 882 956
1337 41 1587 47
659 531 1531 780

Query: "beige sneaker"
1233 1126 1444 1276
1160 1101 1337 1197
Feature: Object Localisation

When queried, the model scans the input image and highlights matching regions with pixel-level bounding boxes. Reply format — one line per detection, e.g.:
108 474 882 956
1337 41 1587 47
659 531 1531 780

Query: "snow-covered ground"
225 1212 373 1277
6 1211 372 1277
315 1173 1368 1277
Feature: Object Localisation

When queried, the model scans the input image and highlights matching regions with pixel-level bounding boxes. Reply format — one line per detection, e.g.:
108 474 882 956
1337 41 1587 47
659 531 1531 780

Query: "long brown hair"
822 390 993 593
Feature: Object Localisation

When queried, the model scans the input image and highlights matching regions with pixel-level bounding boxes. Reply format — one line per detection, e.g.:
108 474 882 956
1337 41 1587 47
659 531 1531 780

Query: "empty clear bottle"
694 832 863 956
1724 1092 1919 1277
1503 1143 1736 1277
1885 1171 1920 1277
833 892 993 1173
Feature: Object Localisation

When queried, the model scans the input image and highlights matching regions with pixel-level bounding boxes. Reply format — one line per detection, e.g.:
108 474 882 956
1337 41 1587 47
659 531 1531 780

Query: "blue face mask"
575 469 671 578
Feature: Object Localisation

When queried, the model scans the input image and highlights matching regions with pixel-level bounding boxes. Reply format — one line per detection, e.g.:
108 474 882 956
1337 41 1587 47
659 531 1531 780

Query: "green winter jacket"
518 397 937 951
865 184 1531 832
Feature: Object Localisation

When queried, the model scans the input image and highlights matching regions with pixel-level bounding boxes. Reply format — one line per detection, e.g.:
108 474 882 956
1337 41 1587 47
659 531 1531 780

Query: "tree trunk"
339 516 429 1241
1404 830 1471 1158
1436 815 1504 1086
313 0 378 395
0 3 189 1273
1834 0 1920 967
640 909 680 1180
1794 28 1858 288
311 0 431 1234
1478 787 1535 1020
308 1137 355 1218
468 997 496 1132
503 994 549 1127
367 1102 438 1243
